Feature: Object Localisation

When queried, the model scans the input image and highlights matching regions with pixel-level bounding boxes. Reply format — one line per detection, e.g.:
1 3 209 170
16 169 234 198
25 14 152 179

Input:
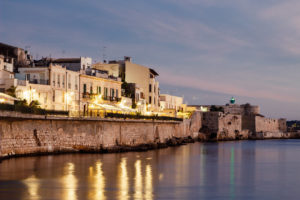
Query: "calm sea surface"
1 140 300 200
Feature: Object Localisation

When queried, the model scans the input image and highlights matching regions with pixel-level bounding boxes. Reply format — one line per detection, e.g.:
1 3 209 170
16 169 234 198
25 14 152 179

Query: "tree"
29 100 40 108
121 81 132 98
210 105 224 112
6 86 16 97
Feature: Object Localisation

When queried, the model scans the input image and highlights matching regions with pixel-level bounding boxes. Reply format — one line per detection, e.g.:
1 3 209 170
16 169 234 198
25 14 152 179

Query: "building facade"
112 57 160 111
17 64 80 111
80 74 122 114
160 94 183 111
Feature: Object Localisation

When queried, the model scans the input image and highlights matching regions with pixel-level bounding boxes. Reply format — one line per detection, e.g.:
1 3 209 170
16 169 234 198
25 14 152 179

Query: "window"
104 87 108 98
57 75 60 87
62 75 65 88
68 74 71 89
111 88 115 97
53 91 55 102
26 74 30 81
154 86 156 93
90 85 93 94
97 86 101 94
116 89 119 98
149 84 152 92
149 96 152 104
75 77 78 90
83 84 87 93
52 73 55 86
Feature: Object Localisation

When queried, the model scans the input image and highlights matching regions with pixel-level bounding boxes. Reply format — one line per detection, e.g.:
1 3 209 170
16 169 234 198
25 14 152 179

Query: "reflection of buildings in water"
230 147 235 199
23 175 40 200
158 173 164 181
134 160 143 200
175 146 190 186
88 161 106 200
199 145 206 186
118 158 129 200
62 162 77 200
145 164 153 200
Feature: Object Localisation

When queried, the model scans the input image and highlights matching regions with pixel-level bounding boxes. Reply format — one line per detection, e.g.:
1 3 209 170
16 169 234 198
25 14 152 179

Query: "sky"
1 0 300 119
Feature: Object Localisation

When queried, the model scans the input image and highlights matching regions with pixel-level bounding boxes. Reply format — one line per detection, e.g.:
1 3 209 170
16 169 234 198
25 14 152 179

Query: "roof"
149 68 159 76
53 58 81 63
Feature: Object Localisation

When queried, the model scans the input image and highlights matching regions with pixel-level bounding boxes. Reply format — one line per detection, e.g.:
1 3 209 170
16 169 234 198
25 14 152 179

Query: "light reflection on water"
23 175 40 200
134 160 143 200
61 163 77 200
1 140 300 199
118 158 129 200
88 161 105 200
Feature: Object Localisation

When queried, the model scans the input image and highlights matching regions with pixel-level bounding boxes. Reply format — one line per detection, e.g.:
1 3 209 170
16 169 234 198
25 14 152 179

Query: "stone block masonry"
0 111 202 159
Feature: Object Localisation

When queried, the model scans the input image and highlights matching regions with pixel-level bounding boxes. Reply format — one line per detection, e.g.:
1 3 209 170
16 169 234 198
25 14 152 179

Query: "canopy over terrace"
90 102 136 113
0 92 18 105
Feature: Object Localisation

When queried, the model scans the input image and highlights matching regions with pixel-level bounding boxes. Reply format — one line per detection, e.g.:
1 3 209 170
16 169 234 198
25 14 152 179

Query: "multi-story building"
92 62 120 77
160 94 183 111
79 73 122 114
53 57 92 72
110 56 160 111
17 64 80 111
0 42 33 71
0 55 15 92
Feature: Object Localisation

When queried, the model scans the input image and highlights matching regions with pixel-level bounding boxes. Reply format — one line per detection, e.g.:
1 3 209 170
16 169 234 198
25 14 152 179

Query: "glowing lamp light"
0 98 5 103
23 91 30 100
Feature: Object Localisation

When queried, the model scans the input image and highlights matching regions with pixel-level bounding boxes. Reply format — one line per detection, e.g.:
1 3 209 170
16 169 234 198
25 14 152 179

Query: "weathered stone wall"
278 118 287 133
241 115 255 132
255 116 284 133
201 112 242 140
201 112 220 133
0 111 202 159
218 114 242 140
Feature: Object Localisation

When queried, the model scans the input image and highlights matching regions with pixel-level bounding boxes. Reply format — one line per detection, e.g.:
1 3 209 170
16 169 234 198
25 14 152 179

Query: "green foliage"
132 101 137 109
210 105 224 112
105 112 183 121
29 100 40 108
121 81 132 98
5 86 16 97
0 102 68 116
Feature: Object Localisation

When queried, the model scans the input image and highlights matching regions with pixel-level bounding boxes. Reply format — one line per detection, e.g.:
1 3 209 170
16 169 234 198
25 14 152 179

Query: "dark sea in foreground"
0 140 300 200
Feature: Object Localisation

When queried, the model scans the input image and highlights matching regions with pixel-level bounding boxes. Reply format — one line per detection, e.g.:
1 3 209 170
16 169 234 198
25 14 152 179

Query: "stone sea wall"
0 111 202 159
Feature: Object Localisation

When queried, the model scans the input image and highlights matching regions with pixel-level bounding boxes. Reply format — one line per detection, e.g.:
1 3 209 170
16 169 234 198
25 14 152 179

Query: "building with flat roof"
53 57 92 72
110 57 160 111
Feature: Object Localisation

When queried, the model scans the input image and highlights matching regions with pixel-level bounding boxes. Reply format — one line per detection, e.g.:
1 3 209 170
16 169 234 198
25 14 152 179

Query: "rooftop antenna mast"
102 46 106 62
62 50 66 57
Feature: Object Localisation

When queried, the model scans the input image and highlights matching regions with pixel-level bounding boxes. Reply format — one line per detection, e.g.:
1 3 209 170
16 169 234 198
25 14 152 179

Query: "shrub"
105 112 183 121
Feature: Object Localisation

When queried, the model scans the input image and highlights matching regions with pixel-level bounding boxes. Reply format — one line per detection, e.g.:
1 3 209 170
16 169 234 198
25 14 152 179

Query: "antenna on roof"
102 46 106 62
62 50 66 57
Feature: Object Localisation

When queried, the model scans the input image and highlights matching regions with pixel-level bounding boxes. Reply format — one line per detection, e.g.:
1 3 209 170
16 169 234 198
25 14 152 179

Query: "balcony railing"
82 93 121 102
103 96 121 102
29 79 49 85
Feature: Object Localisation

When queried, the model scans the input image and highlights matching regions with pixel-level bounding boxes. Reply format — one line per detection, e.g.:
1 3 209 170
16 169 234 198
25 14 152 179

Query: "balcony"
82 93 96 99
29 79 49 85
103 96 121 102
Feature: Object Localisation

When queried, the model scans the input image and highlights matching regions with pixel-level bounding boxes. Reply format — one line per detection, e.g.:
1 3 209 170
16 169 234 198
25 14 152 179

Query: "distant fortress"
188 98 287 140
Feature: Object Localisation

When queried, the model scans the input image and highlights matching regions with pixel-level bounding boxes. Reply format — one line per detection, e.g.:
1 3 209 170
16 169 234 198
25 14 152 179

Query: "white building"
17 64 80 111
160 94 183 112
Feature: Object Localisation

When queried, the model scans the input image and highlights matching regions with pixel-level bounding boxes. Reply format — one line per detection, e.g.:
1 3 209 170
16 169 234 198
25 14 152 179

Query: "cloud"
158 68 299 103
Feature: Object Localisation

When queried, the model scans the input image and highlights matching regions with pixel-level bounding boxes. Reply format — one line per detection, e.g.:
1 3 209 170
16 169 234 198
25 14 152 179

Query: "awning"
0 92 18 101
